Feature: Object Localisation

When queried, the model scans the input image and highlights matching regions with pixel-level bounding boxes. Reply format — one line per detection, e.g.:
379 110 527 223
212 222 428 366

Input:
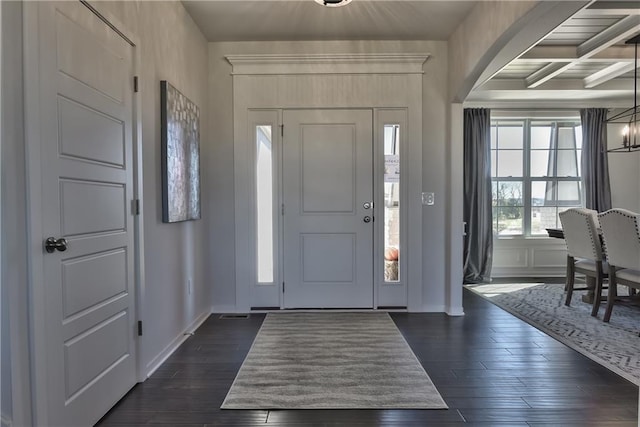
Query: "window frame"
491 118 583 237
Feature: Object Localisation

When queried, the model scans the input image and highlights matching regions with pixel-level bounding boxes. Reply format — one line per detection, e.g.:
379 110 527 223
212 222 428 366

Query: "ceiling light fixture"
313 0 353 7
607 34 640 152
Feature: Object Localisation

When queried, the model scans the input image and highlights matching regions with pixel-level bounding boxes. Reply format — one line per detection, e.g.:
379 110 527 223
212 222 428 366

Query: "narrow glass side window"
256 125 273 283
383 124 400 282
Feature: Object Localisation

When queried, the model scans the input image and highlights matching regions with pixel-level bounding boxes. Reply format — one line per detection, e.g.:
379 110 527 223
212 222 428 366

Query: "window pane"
495 181 523 206
491 150 497 177
492 181 498 206
575 126 583 149
491 126 497 149
496 207 523 235
497 150 523 177
497 126 524 149
557 181 581 205
558 127 576 149
556 149 579 177
530 150 551 177
531 126 552 149
531 180 554 206
256 125 273 283
531 206 558 235
577 149 582 176
384 125 400 282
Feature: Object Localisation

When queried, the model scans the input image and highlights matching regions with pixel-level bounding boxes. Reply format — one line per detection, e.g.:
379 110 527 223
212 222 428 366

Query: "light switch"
422 192 435 206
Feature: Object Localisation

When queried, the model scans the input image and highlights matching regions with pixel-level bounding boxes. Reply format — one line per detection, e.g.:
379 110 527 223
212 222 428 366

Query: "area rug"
221 312 448 409
466 283 640 386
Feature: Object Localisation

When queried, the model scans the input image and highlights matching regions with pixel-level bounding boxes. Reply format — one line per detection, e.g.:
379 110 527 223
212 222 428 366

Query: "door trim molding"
226 53 429 75
230 53 426 312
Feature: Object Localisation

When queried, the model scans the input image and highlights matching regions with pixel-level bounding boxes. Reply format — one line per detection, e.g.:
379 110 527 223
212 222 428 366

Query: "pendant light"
607 34 640 152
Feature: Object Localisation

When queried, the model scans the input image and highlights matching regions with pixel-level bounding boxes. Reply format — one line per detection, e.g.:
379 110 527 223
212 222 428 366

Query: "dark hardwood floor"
97 288 639 426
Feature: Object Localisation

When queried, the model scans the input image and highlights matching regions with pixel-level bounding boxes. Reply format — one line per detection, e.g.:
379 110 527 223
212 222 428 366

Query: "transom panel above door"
282 109 373 308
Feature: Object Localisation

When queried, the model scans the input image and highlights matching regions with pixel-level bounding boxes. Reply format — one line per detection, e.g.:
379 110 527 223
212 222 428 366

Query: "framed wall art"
160 80 201 223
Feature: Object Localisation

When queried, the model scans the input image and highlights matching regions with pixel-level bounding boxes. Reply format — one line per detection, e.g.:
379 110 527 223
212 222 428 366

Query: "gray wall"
90 0 212 372
2 1 31 425
3 2 211 423
208 40 452 311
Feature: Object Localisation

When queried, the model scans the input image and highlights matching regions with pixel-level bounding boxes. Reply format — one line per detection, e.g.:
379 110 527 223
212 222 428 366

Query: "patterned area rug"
221 312 448 409
466 283 640 385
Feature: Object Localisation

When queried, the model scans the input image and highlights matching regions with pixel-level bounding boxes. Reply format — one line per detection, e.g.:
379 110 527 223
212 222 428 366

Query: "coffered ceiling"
467 1 640 106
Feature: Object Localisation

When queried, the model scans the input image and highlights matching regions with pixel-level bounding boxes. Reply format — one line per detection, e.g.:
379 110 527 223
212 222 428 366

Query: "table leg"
581 276 596 303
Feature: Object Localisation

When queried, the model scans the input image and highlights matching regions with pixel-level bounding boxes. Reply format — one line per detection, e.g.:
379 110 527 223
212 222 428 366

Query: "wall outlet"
422 192 435 206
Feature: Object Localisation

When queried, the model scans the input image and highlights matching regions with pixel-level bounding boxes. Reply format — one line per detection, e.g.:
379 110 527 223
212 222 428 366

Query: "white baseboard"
144 308 212 378
446 305 465 316
212 305 241 313
421 304 446 313
1 413 12 427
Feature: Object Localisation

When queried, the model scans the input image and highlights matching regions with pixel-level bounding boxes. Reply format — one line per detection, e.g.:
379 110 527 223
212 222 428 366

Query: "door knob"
44 237 68 253
363 216 372 223
363 202 372 210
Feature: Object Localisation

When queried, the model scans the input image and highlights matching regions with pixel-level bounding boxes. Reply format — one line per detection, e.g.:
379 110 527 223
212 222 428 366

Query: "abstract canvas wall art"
161 81 201 222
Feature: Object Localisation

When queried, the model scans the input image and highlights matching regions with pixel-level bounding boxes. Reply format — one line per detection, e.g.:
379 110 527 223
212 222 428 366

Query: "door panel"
283 109 373 308
38 2 137 425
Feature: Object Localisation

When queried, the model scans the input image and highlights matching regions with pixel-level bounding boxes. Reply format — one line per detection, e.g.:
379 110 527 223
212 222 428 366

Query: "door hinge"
132 199 140 216
280 124 284 137
133 76 139 93
137 320 143 336
281 203 285 216
282 282 285 293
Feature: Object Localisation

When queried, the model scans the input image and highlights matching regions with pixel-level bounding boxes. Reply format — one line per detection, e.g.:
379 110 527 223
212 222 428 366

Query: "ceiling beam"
581 1 640 15
482 78 634 91
577 15 640 57
518 45 635 62
584 62 638 88
526 16 639 87
525 62 574 87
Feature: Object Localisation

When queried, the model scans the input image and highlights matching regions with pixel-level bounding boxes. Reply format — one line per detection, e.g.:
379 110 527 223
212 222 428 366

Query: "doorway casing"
227 53 428 311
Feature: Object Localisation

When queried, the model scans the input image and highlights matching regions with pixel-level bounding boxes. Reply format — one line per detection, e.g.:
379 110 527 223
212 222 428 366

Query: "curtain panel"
580 108 612 212
463 108 493 283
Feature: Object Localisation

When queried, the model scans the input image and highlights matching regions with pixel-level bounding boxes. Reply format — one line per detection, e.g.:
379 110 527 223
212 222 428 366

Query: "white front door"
36 2 137 425
283 109 373 308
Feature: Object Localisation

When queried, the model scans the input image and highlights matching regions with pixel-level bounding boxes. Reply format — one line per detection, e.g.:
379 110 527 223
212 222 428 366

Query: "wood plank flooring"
96 288 639 426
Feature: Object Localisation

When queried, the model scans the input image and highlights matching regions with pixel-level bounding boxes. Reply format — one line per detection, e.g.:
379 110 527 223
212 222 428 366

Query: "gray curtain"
463 108 493 283
580 108 612 212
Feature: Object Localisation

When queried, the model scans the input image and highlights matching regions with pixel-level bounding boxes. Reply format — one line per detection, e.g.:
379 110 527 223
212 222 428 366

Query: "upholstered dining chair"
597 208 640 323
559 208 607 316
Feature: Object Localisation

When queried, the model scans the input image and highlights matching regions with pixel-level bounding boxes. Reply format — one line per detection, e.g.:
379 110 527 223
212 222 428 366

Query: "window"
383 124 400 282
256 125 274 282
491 119 582 236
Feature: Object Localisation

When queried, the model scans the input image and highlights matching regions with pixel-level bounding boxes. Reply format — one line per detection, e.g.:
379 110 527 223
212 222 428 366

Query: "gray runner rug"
466 283 640 386
221 312 448 409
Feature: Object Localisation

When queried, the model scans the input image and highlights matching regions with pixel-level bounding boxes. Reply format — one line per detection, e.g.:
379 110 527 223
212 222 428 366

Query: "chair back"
598 208 640 270
559 208 603 261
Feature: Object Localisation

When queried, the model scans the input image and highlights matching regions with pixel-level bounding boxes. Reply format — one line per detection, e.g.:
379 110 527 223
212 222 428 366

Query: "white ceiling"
182 0 639 105
182 1 477 42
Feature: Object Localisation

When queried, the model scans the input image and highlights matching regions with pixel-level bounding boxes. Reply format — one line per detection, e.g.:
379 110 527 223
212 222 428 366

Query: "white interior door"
283 109 373 308
37 2 137 425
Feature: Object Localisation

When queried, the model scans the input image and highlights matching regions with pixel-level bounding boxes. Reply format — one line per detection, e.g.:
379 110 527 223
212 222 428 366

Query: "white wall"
208 40 454 312
89 0 212 374
607 122 640 212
